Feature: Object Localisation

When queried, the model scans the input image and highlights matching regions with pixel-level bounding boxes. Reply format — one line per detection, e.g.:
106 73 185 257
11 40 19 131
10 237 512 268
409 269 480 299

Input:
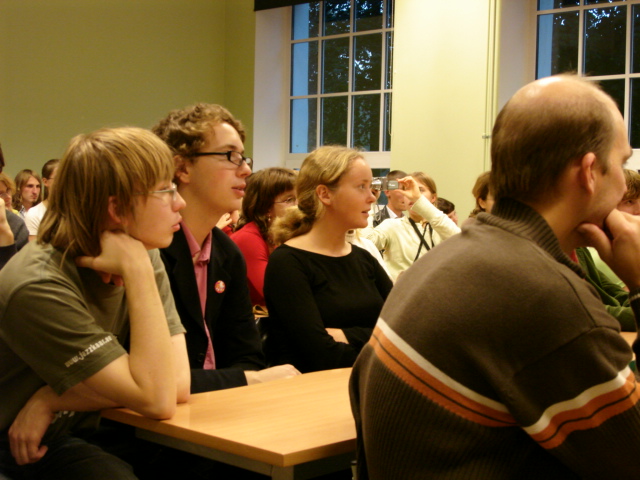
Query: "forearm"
30 383 119 414
361 224 388 250
411 196 460 239
123 261 177 415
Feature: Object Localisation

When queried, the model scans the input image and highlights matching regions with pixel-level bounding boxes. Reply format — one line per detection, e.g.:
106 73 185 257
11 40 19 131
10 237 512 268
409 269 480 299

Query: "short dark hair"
386 170 407 182
435 197 455 215
491 75 616 203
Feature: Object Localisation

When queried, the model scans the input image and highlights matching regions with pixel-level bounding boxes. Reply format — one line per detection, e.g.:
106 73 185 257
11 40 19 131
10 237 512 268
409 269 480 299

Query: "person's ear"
478 197 488 211
106 196 127 229
577 152 598 195
174 155 191 185
316 184 332 206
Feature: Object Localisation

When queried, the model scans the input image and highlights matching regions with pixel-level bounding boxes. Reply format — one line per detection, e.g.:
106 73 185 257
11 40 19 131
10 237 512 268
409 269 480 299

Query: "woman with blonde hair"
232 167 297 307
264 146 392 372
0 172 28 250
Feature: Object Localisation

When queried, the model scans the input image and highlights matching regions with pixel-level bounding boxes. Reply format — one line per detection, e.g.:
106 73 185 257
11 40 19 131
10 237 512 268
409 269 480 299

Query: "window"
536 0 640 147
290 0 394 154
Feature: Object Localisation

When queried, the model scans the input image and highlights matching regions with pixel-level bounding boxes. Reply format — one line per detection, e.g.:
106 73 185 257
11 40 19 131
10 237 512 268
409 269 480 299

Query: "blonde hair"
0 172 16 196
39 127 175 258
411 172 437 197
622 169 640 202
271 146 363 245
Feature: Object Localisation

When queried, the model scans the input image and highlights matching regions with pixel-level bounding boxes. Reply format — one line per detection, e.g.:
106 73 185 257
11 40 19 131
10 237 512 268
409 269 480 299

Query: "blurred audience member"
12 169 41 217
364 172 460 281
435 197 458 225
25 159 59 241
463 171 493 227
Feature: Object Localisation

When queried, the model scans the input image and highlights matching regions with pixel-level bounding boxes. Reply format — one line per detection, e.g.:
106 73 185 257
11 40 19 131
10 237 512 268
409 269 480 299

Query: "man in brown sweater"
350 75 640 479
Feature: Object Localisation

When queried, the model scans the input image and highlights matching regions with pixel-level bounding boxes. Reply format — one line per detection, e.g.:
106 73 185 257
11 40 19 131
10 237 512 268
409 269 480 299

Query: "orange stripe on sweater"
531 371 640 449
370 328 516 428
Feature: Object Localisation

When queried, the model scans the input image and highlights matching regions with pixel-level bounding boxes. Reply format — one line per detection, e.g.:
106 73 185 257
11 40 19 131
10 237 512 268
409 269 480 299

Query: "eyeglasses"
274 196 297 206
136 183 179 203
189 151 253 170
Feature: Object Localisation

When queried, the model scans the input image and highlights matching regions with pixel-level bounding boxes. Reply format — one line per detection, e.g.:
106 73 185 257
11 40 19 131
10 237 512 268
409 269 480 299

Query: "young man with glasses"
0 127 190 479
153 103 299 394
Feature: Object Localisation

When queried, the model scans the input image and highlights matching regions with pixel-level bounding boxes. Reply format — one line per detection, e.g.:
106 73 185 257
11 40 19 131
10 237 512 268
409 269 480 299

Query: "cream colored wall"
391 0 500 219
223 0 256 155
0 0 255 176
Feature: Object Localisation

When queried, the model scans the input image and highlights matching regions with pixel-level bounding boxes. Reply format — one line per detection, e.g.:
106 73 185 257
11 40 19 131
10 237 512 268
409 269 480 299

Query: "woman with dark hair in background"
231 167 297 307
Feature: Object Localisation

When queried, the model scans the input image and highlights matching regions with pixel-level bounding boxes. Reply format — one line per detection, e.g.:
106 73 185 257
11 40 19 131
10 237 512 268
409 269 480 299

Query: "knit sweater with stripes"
350 198 640 479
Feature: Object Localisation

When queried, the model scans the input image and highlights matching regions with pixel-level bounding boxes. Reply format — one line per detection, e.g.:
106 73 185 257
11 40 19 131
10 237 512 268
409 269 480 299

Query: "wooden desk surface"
102 368 355 468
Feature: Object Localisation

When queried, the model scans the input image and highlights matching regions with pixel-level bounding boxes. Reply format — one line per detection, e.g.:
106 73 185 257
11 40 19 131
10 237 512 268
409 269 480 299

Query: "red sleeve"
231 224 270 306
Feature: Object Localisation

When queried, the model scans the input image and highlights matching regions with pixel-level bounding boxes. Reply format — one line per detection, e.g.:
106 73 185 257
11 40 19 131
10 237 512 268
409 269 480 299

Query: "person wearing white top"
363 172 460 281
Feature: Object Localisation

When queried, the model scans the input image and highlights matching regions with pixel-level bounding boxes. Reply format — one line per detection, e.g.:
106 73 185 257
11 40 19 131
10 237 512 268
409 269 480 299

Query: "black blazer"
160 227 265 393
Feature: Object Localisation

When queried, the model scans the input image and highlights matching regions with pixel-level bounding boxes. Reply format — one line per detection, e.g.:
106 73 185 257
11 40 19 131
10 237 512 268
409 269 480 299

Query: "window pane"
352 94 381 151
354 34 382 92
322 37 350 93
537 12 579 78
631 78 640 148
355 0 383 32
584 6 626 76
291 42 319 96
585 0 625 4
386 32 393 89
383 92 392 151
538 0 580 10
291 99 318 154
598 78 625 113
321 96 348 145
324 0 351 36
292 2 320 40
632 5 640 73
386 0 394 28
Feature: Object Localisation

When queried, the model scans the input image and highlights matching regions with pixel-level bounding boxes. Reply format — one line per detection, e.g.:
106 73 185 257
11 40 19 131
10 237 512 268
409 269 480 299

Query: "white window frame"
290 1 393 159
253 2 392 170
536 0 640 168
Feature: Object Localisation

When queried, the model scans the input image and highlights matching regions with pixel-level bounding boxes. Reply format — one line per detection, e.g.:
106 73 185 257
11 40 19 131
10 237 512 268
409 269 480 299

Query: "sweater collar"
477 198 585 278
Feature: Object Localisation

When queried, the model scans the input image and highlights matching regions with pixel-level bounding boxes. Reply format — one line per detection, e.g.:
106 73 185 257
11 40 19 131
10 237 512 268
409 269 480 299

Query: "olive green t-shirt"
0 242 185 438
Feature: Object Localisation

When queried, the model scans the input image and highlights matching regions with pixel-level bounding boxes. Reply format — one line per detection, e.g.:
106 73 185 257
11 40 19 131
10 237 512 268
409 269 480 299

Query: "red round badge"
214 280 226 294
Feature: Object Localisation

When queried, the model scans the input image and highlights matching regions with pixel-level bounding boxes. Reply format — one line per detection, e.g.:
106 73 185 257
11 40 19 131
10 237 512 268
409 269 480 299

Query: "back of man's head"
491 75 617 204
386 170 407 182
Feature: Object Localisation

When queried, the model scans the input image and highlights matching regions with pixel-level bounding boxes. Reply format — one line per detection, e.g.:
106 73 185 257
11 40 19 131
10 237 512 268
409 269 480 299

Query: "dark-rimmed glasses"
189 151 253 170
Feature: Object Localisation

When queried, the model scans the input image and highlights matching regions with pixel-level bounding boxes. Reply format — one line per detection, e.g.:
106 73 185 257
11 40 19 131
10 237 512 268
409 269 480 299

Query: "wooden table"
102 368 356 480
